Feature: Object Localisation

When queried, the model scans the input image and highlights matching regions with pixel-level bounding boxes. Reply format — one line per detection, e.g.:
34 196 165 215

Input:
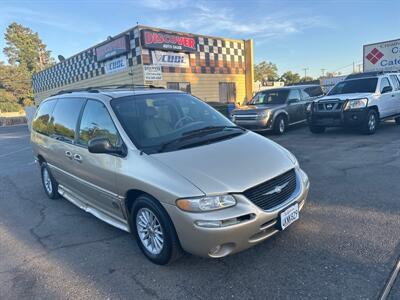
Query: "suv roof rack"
52 84 165 96
346 70 400 80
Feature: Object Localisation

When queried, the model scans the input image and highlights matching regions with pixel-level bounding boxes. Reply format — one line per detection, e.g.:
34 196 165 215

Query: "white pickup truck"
307 71 400 134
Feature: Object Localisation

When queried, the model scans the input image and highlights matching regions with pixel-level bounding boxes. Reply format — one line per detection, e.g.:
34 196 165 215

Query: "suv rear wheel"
309 125 326 134
273 115 287 135
361 110 378 135
41 163 60 199
131 195 182 265
395 117 400 125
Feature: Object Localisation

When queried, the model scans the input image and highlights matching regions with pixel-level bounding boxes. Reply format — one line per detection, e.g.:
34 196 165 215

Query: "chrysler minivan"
31 87 310 264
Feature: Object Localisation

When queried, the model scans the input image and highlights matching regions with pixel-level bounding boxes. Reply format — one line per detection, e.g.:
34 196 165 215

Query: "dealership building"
32 25 254 105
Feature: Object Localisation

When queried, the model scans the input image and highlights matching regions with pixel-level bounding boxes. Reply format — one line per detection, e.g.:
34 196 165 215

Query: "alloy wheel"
43 168 53 195
136 208 164 255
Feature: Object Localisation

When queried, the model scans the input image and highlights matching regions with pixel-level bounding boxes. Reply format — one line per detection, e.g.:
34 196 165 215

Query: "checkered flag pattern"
32 29 142 93
142 35 246 75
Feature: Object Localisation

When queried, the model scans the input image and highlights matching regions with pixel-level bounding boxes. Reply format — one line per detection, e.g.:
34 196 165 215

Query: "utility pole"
302 68 309 79
352 61 355 73
321 69 325 77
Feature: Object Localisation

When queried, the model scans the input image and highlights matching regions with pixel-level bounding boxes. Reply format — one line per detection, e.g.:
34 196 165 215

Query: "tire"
309 125 326 134
40 163 60 199
361 109 378 135
273 115 287 135
131 195 182 265
395 117 400 125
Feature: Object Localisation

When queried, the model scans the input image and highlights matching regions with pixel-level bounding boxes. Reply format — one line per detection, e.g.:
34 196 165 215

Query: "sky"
0 0 399 78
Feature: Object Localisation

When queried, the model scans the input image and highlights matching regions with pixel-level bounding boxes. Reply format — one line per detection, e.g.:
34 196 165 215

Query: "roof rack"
52 84 165 96
346 70 400 80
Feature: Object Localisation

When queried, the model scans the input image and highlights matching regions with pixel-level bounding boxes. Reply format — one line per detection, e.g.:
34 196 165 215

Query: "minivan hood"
317 92 373 102
151 131 295 195
232 104 284 114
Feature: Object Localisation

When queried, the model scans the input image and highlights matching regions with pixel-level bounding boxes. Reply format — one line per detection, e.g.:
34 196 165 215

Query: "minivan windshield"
328 78 378 95
249 89 289 105
111 93 244 153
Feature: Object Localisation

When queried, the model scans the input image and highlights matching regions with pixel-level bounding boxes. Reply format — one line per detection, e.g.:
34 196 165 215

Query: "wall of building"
32 26 253 105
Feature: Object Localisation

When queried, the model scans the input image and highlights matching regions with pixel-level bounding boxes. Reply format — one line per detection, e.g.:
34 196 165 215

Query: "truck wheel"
395 117 400 125
41 163 60 199
131 195 183 265
361 110 378 134
309 125 325 134
273 115 287 135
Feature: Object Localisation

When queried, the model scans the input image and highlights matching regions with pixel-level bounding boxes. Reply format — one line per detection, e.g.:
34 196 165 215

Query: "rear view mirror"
88 138 126 156
381 86 393 94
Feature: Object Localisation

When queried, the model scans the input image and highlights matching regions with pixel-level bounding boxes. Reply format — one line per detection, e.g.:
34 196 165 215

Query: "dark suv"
230 85 324 134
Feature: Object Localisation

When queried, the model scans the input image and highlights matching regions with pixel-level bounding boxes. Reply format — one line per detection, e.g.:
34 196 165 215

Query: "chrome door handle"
65 151 72 159
73 154 82 162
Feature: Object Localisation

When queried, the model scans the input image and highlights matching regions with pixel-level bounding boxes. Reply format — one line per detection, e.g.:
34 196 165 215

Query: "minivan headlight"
344 98 368 110
176 195 236 212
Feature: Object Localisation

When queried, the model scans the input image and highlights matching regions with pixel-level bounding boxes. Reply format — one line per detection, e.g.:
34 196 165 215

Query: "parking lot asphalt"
0 123 399 300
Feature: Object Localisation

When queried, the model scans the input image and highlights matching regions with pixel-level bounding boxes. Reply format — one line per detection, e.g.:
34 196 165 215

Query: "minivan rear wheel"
131 195 182 265
40 163 60 199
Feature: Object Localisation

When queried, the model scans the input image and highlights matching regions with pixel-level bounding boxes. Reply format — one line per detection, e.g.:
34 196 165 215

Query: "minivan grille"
243 169 297 210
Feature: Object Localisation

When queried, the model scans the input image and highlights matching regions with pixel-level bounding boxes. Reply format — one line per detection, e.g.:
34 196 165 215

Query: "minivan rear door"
46 97 86 191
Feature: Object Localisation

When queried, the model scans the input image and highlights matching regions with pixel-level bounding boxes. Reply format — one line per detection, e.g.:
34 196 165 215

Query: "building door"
219 82 236 103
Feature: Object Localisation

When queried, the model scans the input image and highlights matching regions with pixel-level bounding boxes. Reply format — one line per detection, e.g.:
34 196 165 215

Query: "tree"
300 76 315 83
0 63 32 102
280 71 301 85
3 22 54 74
254 61 278 83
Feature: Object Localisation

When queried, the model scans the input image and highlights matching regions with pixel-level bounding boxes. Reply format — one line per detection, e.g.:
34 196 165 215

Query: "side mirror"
88 137 126 156
287 98 299 105
381 86 393 94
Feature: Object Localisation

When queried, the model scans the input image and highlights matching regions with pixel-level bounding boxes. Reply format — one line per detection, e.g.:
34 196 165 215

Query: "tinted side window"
389 75 400 90
32 100 56 135
78 100 118 147
303 86 324 98
288 89 301 101
50 98 85 143
380 78 392 93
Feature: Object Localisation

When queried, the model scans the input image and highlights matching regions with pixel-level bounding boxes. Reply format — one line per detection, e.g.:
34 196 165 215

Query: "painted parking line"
0 146 32 159
380 256 400 300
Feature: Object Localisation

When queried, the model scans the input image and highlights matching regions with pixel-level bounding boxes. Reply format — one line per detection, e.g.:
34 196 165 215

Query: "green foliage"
0 22 54 108
3 22 54 73
254 61 278 83
280 71 301 85
0 101 21 112
300 76 315 83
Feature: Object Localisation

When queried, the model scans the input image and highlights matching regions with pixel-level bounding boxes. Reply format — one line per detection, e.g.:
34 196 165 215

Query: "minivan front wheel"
131 195 182 265
40 163 60 199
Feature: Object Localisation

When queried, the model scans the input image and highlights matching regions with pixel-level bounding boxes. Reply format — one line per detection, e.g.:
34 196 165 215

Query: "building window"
167 82 191 93
219 82 236 103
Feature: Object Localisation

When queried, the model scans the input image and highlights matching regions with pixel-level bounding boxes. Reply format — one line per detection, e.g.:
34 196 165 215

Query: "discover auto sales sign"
141 29 197 52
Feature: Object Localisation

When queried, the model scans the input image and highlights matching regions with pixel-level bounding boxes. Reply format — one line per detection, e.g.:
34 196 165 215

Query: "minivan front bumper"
163 168 309 258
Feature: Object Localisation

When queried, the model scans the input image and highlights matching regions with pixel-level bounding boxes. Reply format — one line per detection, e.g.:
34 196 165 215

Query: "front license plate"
279 203 299 230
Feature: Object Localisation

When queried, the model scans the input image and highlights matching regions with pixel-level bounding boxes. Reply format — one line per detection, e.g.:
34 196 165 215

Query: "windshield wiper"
157 126 244 153
182 125 244 136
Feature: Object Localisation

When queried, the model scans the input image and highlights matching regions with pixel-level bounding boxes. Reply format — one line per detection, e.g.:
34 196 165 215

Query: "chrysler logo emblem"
263 182 289 196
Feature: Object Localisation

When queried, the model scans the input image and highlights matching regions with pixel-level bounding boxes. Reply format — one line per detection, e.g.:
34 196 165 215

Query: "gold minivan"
31 88 309 265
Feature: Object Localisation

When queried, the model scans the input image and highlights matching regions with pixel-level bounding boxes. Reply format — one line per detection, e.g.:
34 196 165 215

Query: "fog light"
195 220 222 228
209 245 222 255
